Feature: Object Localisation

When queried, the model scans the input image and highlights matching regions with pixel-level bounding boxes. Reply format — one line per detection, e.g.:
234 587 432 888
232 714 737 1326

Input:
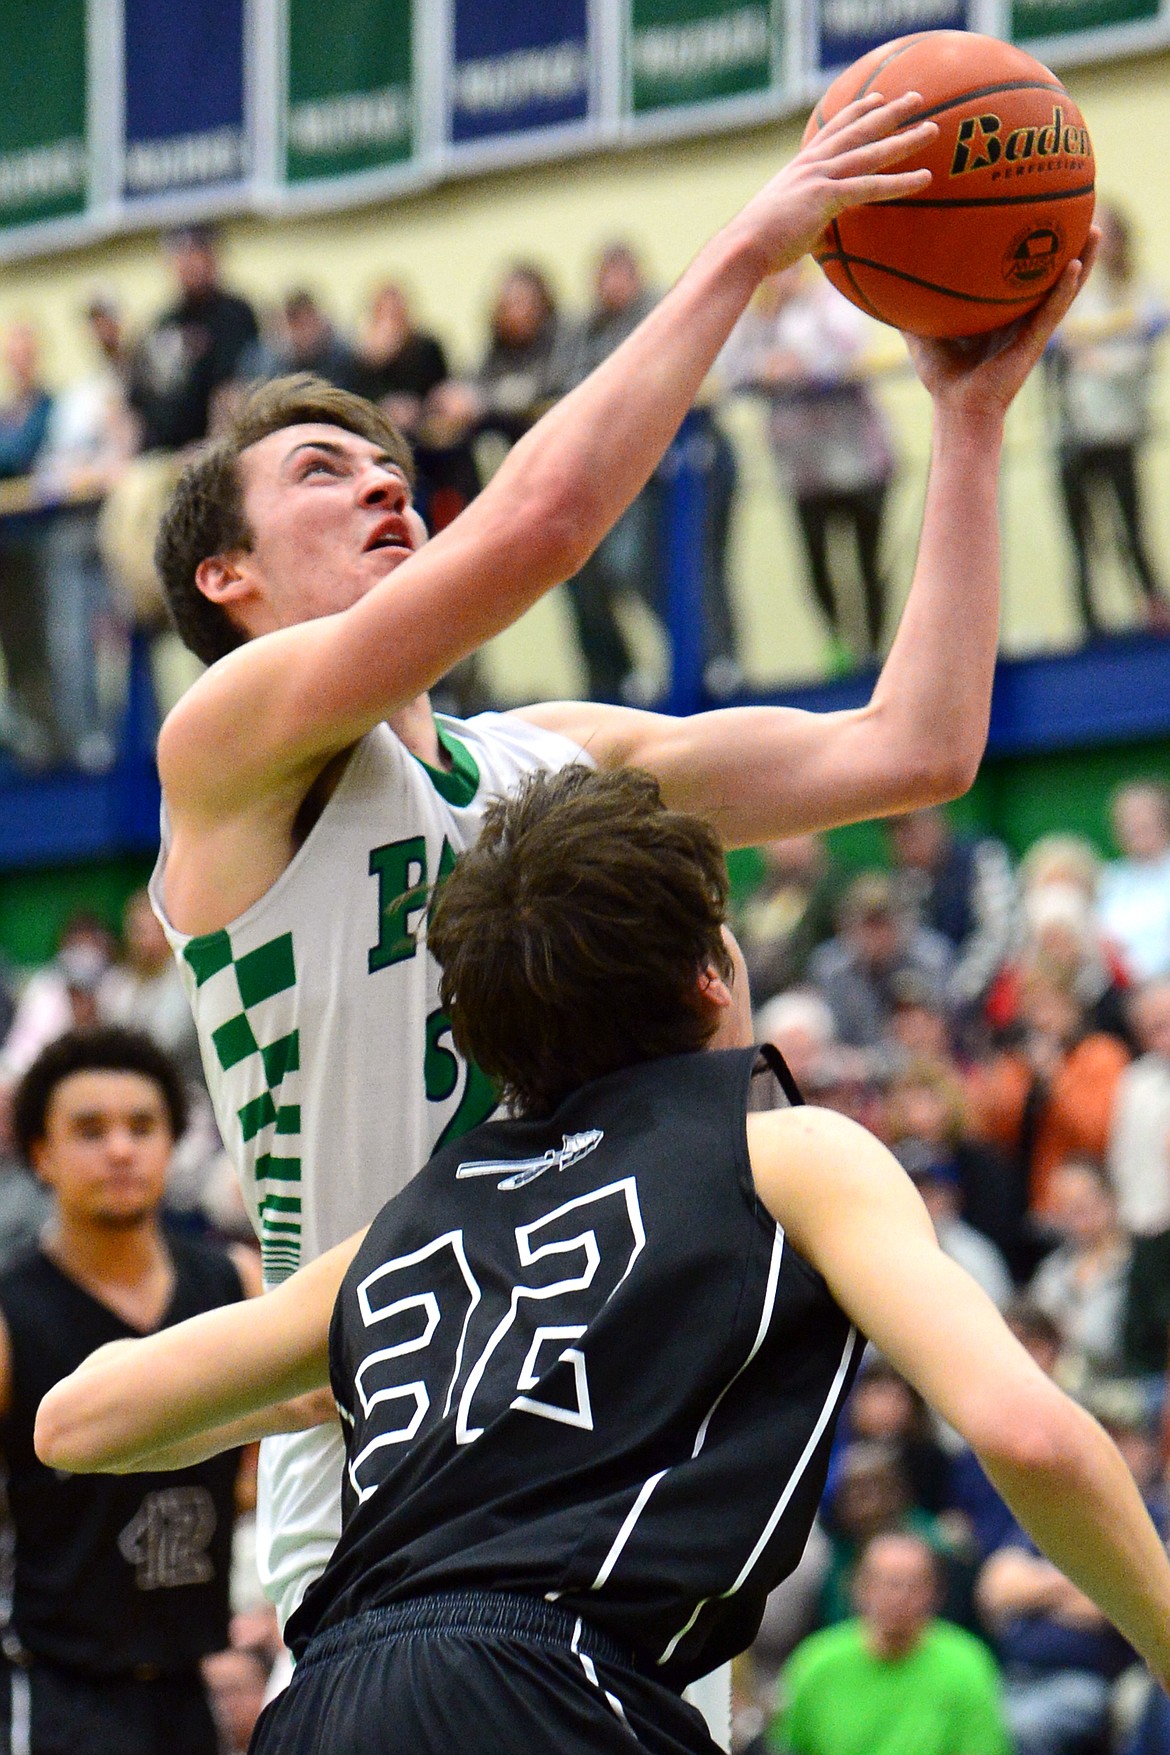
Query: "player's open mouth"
363 518 413 555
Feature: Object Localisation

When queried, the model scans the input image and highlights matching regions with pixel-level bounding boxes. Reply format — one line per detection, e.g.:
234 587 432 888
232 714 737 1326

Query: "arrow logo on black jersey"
455 1129 604 1190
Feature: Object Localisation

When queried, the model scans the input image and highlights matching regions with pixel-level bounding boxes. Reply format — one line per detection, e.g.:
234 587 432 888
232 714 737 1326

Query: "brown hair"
426 765 732 1118
154 373 414 666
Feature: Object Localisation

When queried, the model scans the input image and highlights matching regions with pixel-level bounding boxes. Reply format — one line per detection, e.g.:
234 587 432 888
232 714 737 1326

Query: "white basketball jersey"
151 710 588 1625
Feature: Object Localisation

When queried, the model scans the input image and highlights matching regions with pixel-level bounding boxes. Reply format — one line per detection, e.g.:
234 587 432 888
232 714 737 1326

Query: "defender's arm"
34 1233 363 1474
748 1104 1170 1689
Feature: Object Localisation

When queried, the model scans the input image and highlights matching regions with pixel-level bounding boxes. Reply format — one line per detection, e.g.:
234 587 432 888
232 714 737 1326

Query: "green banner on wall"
0 0 87 230
284 0 415 185
1013 0 1158 39
627 0 779 115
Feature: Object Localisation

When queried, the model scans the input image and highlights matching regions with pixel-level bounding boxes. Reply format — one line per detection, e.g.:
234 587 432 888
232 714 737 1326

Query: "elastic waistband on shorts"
299 1590 652 1679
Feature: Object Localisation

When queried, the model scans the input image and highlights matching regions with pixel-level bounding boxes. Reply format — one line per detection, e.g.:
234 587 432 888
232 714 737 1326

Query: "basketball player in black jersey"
0 1027 260 1755
37 771 1170 1754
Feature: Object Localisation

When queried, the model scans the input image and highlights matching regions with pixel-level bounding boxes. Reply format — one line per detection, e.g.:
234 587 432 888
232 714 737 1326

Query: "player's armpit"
35 1231 363 1475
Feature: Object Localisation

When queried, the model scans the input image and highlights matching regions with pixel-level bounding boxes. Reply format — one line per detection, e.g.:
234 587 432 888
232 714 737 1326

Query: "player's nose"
355 464 409 512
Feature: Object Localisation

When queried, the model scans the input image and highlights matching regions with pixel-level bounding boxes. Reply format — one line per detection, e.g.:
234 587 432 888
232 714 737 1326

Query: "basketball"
803 31 1096 338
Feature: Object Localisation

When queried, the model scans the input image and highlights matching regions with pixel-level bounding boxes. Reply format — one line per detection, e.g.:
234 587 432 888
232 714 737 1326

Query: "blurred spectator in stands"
128 223 259 452
1026 1157 1130 1396
755 988 837 1095
102 887 203 1088
0 913 117 1079
976 1519 1132 1755
203 1643 271 1754
1020 832 1103 909
966 971 1130 1221
1046 199 1170 639
471 262 570 447
808 872 952 1059
1110 970 1170 1252
242 288 363 394
33 293 136 770
735 834 839 1005
843 1359 951 1515
886 807 1016 1028
0 322 56 766
0 1079 50 1272
988 881 1135 1049
1097 780 1170 983
767 1532 1008 1755
719 264 895 668
896 1140 1014 1310
0 322 52 479
820 1440 975 1630
101 887 222 1223
886 972 953 1064
355 280 449 428
886 1057 1025 1278
561 242 740 701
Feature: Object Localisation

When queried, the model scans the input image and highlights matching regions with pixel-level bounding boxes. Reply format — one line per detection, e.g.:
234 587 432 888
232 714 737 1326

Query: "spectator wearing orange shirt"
966 973 1130 1218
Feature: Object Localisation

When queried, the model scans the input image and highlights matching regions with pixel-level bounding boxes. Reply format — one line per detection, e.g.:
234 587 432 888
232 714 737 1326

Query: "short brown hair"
426 765 732 1118
154 374 415 666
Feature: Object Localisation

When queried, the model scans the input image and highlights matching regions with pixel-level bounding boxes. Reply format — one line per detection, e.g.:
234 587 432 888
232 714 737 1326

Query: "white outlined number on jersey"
347 1181 646 1500
348 1230 482 1504
456 1178 645 1442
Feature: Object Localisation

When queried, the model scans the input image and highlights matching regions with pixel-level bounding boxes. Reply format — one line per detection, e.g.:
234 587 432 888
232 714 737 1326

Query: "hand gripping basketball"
732 90 938 279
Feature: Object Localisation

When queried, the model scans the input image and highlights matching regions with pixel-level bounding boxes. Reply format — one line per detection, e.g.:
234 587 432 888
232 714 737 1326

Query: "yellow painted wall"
1 47 1168 700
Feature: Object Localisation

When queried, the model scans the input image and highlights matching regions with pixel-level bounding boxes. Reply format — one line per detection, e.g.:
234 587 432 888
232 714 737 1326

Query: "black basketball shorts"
0 1653 217 1755
251 1591 720 1754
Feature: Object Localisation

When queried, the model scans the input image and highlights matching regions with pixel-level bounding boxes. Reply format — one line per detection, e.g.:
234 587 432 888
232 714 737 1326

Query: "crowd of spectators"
0 198 1167 772
735 774 1170 1754
0 770 1167 1749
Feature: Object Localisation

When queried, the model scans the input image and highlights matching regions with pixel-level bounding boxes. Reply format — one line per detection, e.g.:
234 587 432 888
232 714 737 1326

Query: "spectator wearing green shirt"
768 1532 1009 1755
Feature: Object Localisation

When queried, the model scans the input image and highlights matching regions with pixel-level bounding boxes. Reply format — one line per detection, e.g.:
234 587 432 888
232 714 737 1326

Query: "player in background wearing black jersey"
37 771 1170 1755
0 1027 261 1755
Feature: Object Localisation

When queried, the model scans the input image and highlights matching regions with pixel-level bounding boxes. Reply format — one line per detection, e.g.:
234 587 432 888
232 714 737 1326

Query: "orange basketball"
803 31 1095 338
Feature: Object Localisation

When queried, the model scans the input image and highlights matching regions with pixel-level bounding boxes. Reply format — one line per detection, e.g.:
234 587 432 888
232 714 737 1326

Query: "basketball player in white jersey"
144 88 1096 1714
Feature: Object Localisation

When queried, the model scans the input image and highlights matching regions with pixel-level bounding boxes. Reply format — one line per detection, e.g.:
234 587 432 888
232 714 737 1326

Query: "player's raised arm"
747 1104 1170 1689
158 95 939 812
34 1233 362 1474
520 232 1098 843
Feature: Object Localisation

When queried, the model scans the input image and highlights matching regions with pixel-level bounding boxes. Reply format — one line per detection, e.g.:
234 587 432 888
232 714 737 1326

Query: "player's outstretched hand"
729 92 937 278
904 224 1102 419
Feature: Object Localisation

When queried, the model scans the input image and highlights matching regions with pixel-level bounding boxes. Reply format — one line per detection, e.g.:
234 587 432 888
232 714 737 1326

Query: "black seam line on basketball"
889 183 1096 208
854 35 932 100
827 217 885 319
815 254 1058 305
906 78 1068 123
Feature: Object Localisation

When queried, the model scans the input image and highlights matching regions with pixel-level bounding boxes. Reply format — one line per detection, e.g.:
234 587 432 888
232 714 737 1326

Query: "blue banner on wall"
449 0 593 145
122 0 248 201
815 0 970 72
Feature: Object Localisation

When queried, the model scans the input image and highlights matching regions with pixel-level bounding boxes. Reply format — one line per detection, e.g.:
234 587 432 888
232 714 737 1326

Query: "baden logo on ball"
805 30 1096 339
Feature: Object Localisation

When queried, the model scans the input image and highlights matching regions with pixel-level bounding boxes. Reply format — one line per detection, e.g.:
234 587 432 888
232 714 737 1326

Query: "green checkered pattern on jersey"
184 928 302 1284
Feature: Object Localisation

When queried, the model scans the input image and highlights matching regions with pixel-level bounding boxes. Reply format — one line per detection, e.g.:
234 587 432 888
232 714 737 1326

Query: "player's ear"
194 551 253 608
696 964 733 1012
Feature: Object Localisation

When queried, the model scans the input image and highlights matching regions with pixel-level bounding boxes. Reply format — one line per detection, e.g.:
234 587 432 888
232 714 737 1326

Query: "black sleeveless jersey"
0 1235 244 1677
289 1046 861 1689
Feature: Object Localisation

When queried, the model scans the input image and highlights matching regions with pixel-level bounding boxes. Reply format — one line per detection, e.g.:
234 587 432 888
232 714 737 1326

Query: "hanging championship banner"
284 0 415 186
0 0 88 233
627 0 779 116
815 0 970 72
1012 0 1158 39
122 0 249 203
449 0 592 146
